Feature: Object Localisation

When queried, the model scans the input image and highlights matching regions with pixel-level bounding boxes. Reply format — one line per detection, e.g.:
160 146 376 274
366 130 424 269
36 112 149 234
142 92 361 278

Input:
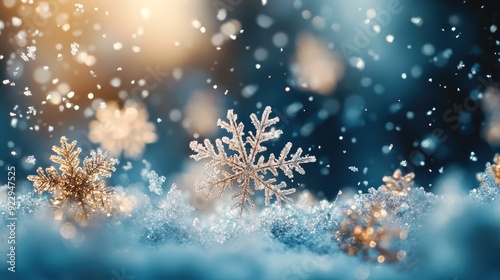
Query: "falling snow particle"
469 151 478 162
26 155 36 164
122 161 133 171
23 87 32 96
71 43 79 56
27 106 36 115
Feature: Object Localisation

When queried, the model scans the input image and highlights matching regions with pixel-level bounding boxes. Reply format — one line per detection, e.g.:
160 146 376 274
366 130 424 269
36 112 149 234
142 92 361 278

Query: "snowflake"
88 100 157 158
190 106 316 216
27 136 117 224
380 169 415 195
488 154 500 186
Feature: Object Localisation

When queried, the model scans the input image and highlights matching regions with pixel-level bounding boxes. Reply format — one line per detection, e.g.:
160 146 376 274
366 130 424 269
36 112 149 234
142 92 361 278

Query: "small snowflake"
88 101 157 158
190 106 316 216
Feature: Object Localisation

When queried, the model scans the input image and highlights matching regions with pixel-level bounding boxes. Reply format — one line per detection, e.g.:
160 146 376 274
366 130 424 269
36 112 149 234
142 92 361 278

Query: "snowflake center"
243 163 255 174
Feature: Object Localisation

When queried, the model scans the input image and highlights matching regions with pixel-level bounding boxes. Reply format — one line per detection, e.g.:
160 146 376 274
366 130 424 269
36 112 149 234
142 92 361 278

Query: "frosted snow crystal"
147 170 165 196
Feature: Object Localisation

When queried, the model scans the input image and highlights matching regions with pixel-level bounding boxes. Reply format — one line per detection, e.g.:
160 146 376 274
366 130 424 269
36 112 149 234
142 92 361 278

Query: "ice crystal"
27 136 117 224
147 170 165 196
380 169 415 195
88 101 157 158
190 106 316 216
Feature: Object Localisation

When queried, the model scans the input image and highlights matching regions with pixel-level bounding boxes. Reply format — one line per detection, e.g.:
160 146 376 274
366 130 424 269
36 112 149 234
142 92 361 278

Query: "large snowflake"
190 106 316 216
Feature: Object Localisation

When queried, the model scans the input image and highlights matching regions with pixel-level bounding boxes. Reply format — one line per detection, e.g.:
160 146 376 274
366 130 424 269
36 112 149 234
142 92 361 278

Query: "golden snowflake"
27 136 117 224
190 106 316 216
89 100 157 158
336 201 407 263
488 154 500 186
380 169 415 195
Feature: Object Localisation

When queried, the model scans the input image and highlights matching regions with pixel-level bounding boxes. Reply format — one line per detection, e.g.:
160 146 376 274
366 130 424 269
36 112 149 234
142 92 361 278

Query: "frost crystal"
190 106 316 216
147 170 165 196
27 136 117 224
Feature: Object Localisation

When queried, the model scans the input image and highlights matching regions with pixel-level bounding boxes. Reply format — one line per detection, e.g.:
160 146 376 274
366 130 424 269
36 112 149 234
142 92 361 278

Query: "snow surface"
1 165 500 279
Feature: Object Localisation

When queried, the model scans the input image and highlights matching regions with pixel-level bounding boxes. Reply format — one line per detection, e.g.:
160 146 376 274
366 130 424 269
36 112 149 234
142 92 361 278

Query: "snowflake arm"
190 138 243 170
256 142 317 178
83 149 117 180
49 137 81 176
246 106 281 161
28 166 62 194
231 177 255 216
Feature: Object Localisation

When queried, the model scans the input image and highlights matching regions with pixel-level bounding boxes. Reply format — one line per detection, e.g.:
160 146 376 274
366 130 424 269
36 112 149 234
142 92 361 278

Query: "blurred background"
1 0 499 209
